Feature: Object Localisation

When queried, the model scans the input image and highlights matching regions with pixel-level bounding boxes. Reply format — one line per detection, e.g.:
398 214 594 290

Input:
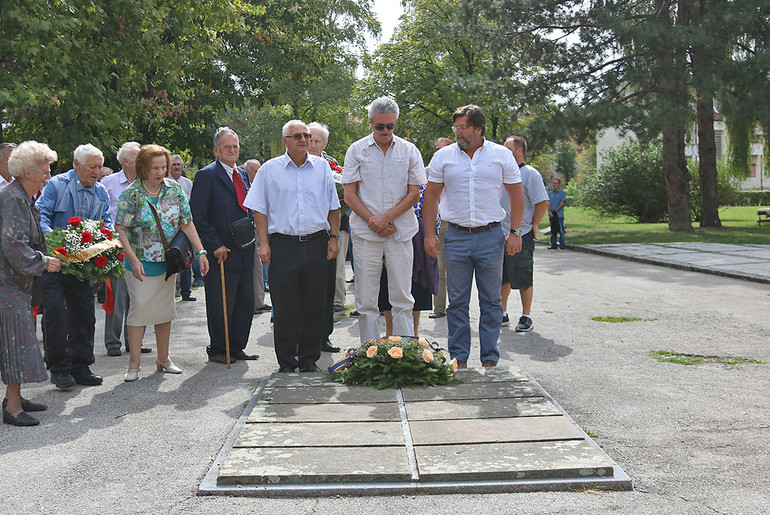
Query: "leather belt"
448 221 500 233
272 230 327 242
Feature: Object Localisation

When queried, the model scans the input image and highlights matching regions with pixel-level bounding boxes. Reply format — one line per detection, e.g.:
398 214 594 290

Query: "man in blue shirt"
548 178 567 249
37 144 112 389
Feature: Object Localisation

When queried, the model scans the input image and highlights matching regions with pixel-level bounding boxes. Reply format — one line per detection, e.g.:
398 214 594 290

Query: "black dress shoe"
182 295 197 301
321 339 340 353
3 410 39 426
349 310 360 317
3 398 47 412
230 351 259 360
125 346 152 353
278 367 296 373
50 372 76 390
73 372 103 386
253 304 272 314
209 353 236 364
107 347 122 357
299 365 320 373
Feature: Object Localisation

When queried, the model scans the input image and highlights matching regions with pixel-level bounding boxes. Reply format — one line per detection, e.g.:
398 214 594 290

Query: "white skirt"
125 272 177 326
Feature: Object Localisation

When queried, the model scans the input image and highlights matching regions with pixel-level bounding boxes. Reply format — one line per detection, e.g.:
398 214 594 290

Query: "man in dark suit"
189 127 257 364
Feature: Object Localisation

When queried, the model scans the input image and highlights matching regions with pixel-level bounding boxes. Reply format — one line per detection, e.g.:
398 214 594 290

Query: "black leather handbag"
146 201 193 280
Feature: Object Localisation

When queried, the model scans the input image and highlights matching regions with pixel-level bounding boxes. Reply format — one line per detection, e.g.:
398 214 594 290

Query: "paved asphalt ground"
2 244 768 514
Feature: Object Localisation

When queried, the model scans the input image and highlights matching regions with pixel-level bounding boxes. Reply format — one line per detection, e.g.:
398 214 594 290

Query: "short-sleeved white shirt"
427 140 521 227
243 153 340 236
173 175 193 198
342 134 426 242
500 163 549 235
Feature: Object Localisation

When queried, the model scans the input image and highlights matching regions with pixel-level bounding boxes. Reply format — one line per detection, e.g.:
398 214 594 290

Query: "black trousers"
321 257 336 342
41 272 96 374
203 266 255 356
269 233 328 369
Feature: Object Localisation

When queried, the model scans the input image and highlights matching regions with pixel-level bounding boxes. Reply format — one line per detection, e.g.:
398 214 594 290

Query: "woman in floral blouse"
0 141 61 426
114 145 208 382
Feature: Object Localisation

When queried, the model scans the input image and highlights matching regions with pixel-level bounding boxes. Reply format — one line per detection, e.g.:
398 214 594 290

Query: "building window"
714 130 724 160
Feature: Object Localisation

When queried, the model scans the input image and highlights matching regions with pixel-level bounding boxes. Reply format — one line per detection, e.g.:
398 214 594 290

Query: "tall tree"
0 0 245 166
220 0 379 162
359 0 569 156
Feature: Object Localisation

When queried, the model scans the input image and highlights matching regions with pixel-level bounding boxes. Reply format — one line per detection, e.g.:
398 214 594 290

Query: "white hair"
8 141 58 178
73 144 103 166
282 119 307 137
116 141 140 165
1 142 17 160
368 96 399 120
171 154 183 163
307 122 330 142
214 126 238 147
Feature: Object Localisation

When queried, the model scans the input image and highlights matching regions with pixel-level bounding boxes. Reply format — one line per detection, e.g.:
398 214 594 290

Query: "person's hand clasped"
376 223 396 238
368 214 391 234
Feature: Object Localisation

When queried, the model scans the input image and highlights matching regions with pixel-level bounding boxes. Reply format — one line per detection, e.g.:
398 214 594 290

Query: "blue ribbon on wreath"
327 347 357 374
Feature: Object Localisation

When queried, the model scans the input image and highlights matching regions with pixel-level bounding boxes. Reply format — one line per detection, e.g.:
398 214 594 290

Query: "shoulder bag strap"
146 200 170 251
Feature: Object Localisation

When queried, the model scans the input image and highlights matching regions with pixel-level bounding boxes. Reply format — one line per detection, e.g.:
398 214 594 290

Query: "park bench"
758 209 770 225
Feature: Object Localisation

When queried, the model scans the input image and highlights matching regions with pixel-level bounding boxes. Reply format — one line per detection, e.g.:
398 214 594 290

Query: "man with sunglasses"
423 105 524 369
244 120 340 373
343 97 427 342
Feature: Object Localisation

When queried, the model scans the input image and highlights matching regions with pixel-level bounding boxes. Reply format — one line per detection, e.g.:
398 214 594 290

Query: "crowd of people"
0 99 566 427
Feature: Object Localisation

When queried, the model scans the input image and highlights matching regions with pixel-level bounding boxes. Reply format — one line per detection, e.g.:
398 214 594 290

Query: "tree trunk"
692 0 721 227
657 0 694 232
696 94 721 226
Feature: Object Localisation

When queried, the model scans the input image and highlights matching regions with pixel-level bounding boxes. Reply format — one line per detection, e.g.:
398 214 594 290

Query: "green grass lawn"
537 206 770 245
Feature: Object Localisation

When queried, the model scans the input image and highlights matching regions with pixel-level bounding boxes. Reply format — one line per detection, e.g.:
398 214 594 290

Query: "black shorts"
502 231 535 290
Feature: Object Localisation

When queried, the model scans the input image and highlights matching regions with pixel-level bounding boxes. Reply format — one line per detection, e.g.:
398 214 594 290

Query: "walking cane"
220 260 231 369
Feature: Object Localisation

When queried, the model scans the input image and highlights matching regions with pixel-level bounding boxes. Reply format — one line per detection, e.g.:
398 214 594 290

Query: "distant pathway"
570 242 770 284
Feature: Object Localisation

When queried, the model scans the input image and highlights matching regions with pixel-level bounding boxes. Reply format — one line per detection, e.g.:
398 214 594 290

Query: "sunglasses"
373 123 396 131
290 132 312 140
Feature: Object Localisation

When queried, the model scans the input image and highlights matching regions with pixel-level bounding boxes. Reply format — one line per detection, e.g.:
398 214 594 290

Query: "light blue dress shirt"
243 153 340 235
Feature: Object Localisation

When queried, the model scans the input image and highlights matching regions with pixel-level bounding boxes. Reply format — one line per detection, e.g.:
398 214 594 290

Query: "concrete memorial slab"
248 401 401 423
404 397 560 420
199 365 632 496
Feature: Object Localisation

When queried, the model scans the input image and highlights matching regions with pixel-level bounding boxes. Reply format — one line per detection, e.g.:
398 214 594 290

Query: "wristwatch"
510 228 522 236
329 234 339 240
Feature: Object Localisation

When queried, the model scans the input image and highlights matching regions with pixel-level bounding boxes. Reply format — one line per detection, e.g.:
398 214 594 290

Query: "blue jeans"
444 225 504 364
192 256 202 283
550 216 565 247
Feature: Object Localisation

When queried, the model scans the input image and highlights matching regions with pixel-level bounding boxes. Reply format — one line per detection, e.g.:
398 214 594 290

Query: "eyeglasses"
452 125 473 131
290 132 312 140
373 123 396 131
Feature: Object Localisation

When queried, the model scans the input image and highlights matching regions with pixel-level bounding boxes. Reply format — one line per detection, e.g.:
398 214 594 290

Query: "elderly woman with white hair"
0 141 61 426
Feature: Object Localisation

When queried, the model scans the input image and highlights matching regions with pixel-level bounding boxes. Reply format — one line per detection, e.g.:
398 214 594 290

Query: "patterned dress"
0 181 49 385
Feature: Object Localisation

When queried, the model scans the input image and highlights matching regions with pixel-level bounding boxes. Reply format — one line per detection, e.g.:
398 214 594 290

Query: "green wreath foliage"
331 336 462 389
